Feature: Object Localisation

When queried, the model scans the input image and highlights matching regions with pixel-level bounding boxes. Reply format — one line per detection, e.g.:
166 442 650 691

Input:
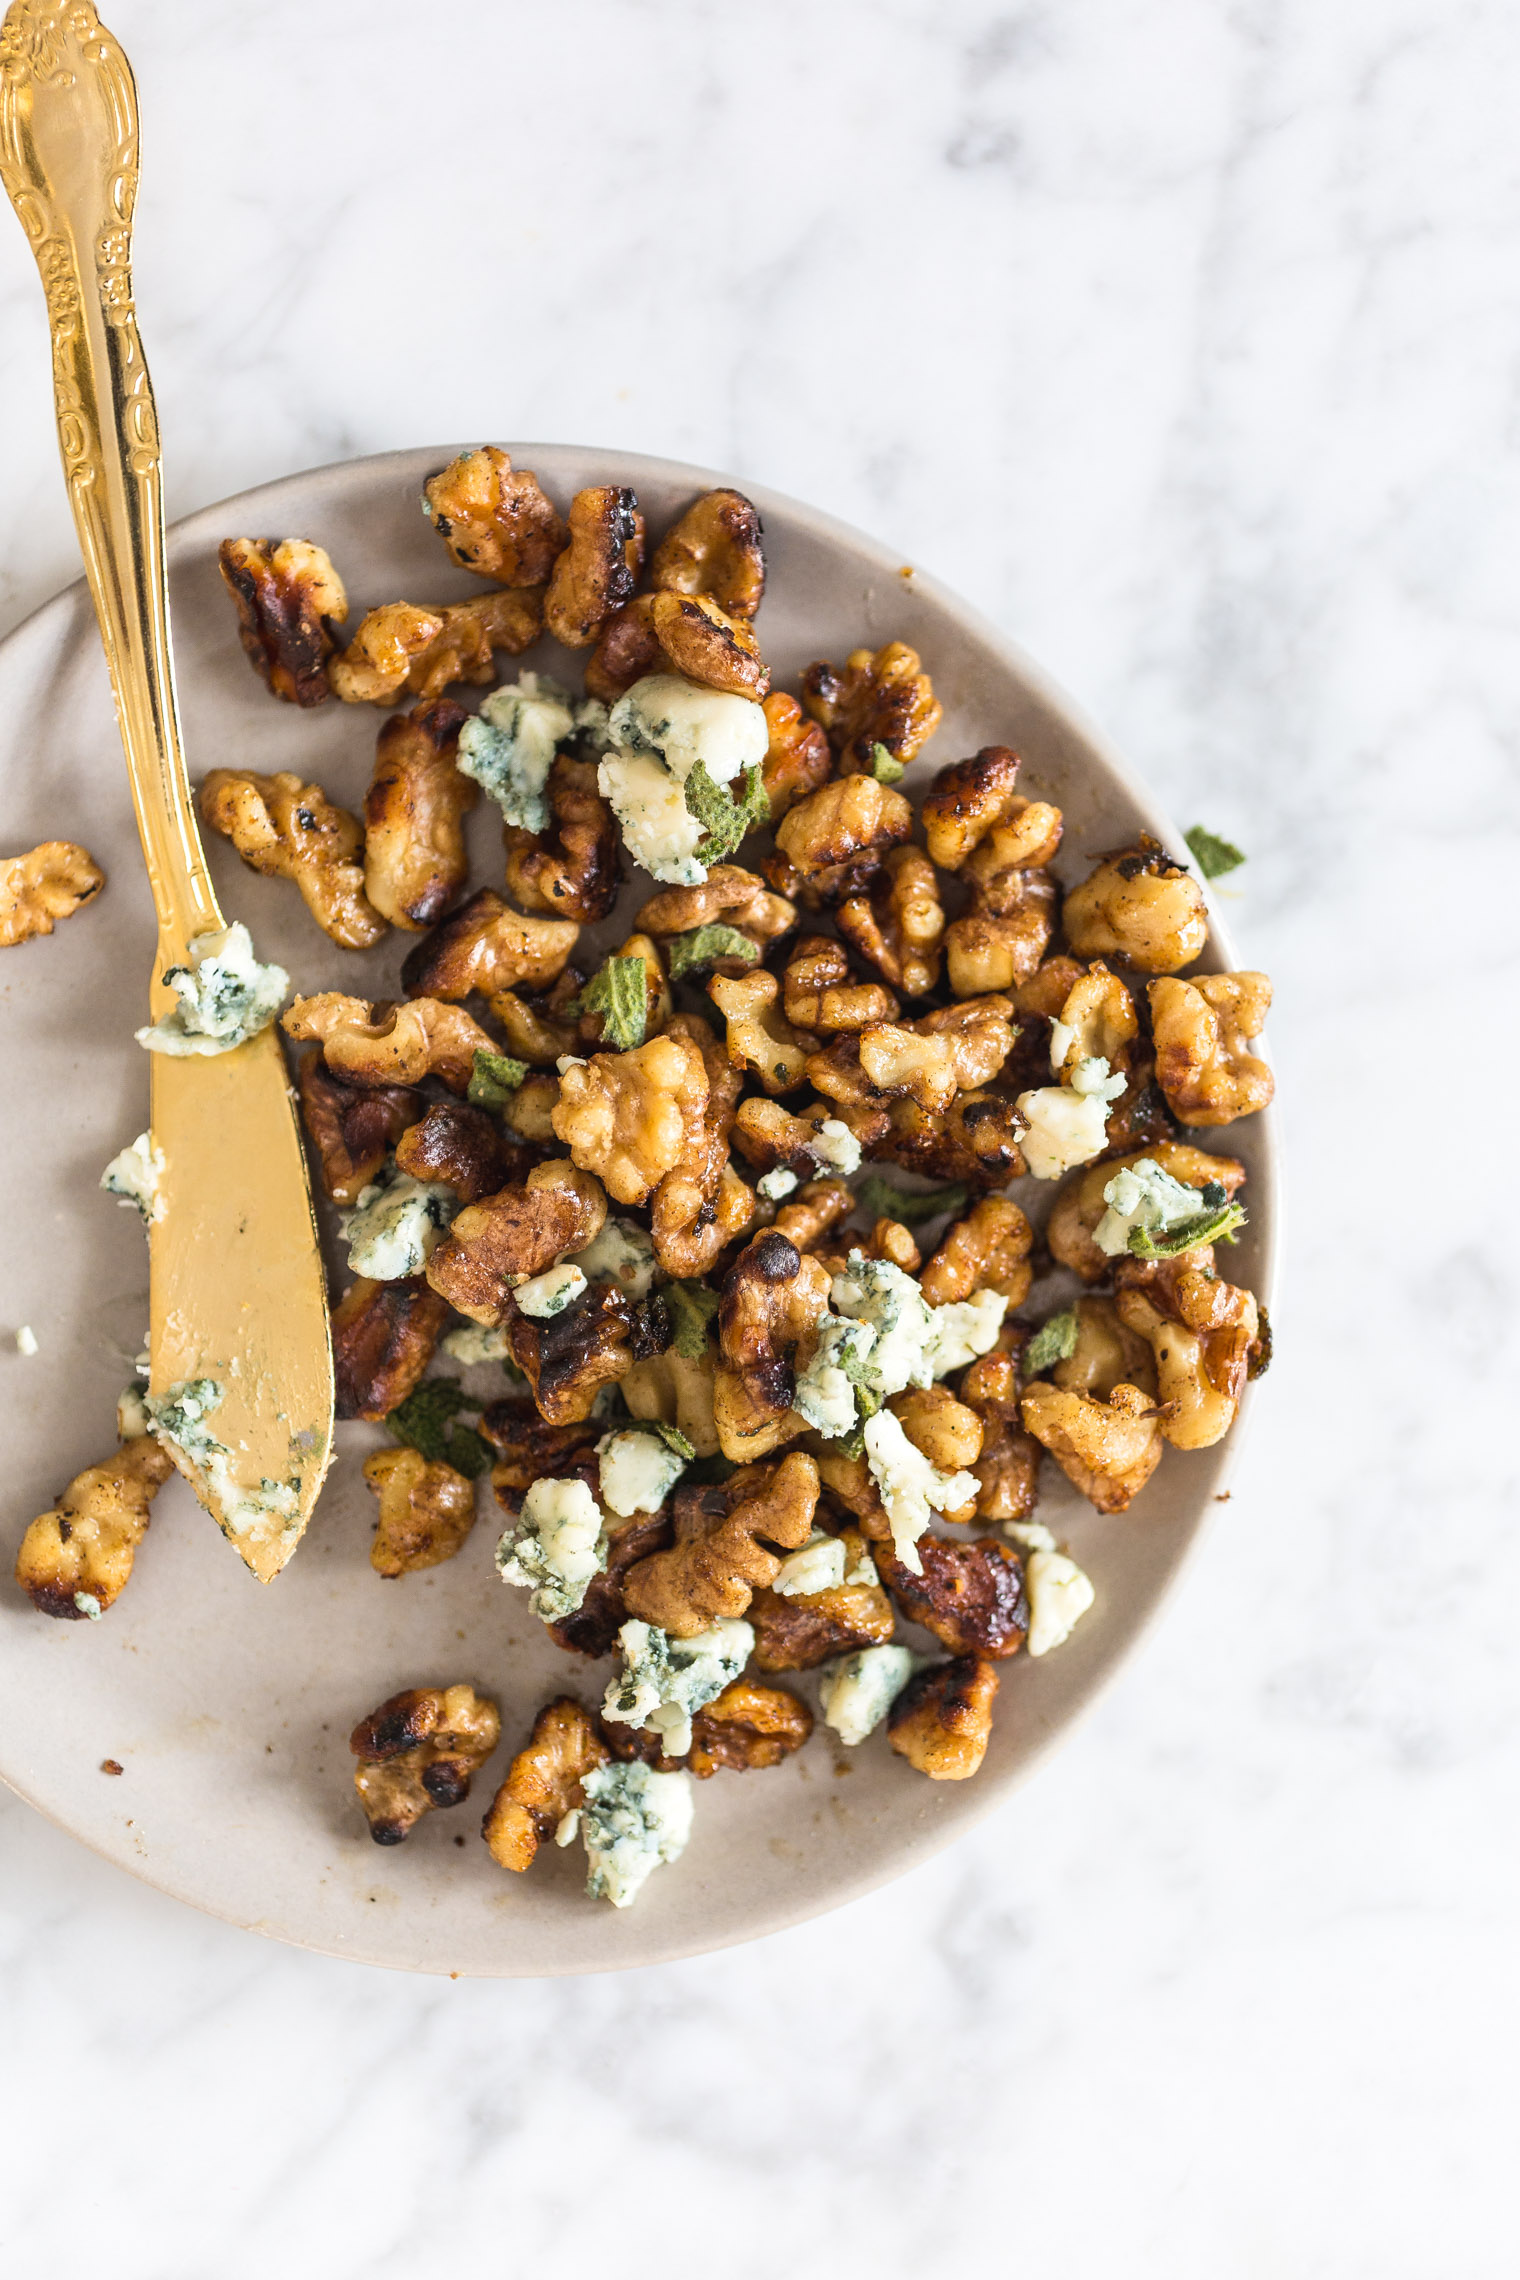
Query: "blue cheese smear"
512 1262 587 1318
343 1166 457 1281
144 1377 301 1537
580 1759 694 1908
101 1132 165 1224
455 672 576 830
1024 1549 1096 1656
136 923 288 1057
597 1427 689 1518
862 1409 979 1572
570 1217 656 1299
1093 1158 1208 1257
819 1644 921 1746
602 1617 753 1758
599 673 768 886
496 1476 608 1621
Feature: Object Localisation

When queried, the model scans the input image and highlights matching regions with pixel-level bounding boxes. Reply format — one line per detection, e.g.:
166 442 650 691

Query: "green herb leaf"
663 1279 722 1359
684 759 770 864
869 741 905 784
1024 1310 1079 1374
573 954 649 1050
1184 826 1247 880
636 1420 697 1461
468 1047 529 1109
1129 1199 1247 1259
852 1175 969 1225
834 1422 867 1461
443 1425 494 1481
666 924 761 981
386 1377 488 1471
682 1451 738 1487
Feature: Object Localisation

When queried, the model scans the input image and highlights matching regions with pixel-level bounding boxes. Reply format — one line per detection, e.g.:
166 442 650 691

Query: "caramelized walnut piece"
217 537 347 705
922 747 1062 872
425 1159 607 1325
622 1450 820 1635
506 1281 665 1426
1064 837 1208 974
714 1231 833 1461
283 993 498 1094
201 767 385 950
771 777 914 904
488 985 581 1067
499 1072 561 1147
0 841 104 947
650 488 766 618
1149 973 1274 1127
401 889 580 1002
297 1053 422 1205
945 871 1059 997
621 1348 722 1460
1051 963 1139 1076
650 1014 755 1279
836 846 945 999
585 595 663 703
1020 1380 1163 1514
888 1386 983 1477
1052 1295 1159 1403
749 1525 896 1670
549 1509 675 1658
760 692 832 821
851 995 1018 1115
350 1683 501 1845
480 1400 601 1498
503 754 622 925
731 1096 829 1177
772 1180 856 1256
782 934 898 1032
635 863 796 949
801 641 942 776
423 446 568 584
684 1677 813 1777
481 1698 609 1871
876 1088 1028 1190
552 1031 709 1206
1046 1141 1245 1282
394 1101 508 1202
959 1348 1041 1526
363 700 476 932
363 1447 477 1578
877 1536 1028 1659
332 1276 450 1421
15 1437 173 1620
708 969 817 1095
573 932 671 1051
1115 1247 1263 1448
921 1195 1033 1309
648 590 770 699
544 485 644 647
329 591 542 706
889 1656 999 1780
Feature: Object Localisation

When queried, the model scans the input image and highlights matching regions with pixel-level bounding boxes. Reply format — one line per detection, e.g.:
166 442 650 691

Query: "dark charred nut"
393 1101 510 1203
781 934 899 1033
621 1451 819 1635
584 594 664 703
921 746 1062 874
296 1051 422 1205
1063 836 1209 975
648 590 770 700
15 1438 174 1621
422 446 569 585
363 1447 478 1578
650 488 766 619
503 753 623 925
1098 1056 1178 1160
769 777 915 907
363 699 476 932
480 1400 602 1500
283 992 498 1094
748 1526 896 1670
544 485 644 648
506 1283 670 1427
350 1683 501 1844
888 1656 999 1780
876 1089 1029 1190
801 641 942 777
200 768 386 949
399 888 580 1003
759 692 832 822
424 1160 606 1326
714 1230 833 1462
331 1275 451 1422
546 1509 675 1658
481 1697 610 1871
876 1537 1029 1660
217 537 348 706
959 1347 1042 1527
683 1678 812 1777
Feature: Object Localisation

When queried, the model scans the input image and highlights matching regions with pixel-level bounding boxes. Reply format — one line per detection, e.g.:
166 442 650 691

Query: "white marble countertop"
2 1 1515 2272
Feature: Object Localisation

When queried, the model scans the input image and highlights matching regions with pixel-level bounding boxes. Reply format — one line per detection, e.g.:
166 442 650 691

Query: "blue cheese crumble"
1093 1158 1208 1257
101 1132 165 1224
570 1217 656 1299
1024 1549 1096 1656
758 1166 799 1202
862 1409 979 1572
1015 1057 1127 1180
830 1254 936 1401
144 1377 301 1537
597 747 708 885
810 1119 862 1176
602 1617 753 1758
455 672 576 830
440 1323 515 1365
343 1166 457 1281
792 1314 876 1438
580 1759 694 1908
496 1476 608 1620
597 1427 689 1518
772 1532 847 1597
512 1262 587 1318
819 1644 921 1745
599 673 769 886
136 923 288 1057
924 1289 1008 1377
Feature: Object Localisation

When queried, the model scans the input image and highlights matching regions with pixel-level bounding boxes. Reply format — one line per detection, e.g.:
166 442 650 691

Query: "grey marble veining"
1 0 1516 2272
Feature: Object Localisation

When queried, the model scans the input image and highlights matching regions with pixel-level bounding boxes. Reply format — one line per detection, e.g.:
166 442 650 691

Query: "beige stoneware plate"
0 445 1279 1976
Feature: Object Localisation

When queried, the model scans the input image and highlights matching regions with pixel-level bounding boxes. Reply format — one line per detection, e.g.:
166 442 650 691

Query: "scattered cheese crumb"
15 1325 37 1357
1024 1550 1096 1657
512 1262 587 1318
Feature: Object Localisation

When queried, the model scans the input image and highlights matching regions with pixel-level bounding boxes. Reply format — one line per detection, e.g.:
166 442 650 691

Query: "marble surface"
0 0 1514 2272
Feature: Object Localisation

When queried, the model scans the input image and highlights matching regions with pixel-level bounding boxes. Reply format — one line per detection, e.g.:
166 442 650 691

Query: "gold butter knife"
0 0 333 1579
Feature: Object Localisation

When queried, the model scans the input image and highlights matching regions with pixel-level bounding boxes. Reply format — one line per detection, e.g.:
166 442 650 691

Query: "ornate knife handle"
0 0 219 959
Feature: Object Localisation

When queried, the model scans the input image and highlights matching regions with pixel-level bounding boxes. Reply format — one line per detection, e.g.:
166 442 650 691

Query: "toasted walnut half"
363 1447 477 1578
332 1276 450 1421
200 767 385 950
1064 838 1208 974
921 1196 1033 1309
329 591 542 706
944 871 1058 998
760 692 832 821
425 1159 607 1325
283 993 497 1094
648 590 770 700
1020 1380 1162 1514
889 1656 998 1780
217 537 347 705
922 746 1062 872
714 1230 832 1461
544 485 644 647
297 1053 422 1204
836 847 945 999
1050 1295 1159 1403
650 488 766 618
749 1525 896 1670
1115 1249 1263 1449
584 595 663 703
503 754 622 925
771 776 914 904
781 934 897 1033
362 700 476 932
685 1677 812 1776
877 1088 1028 1189
552 1031 709 1206
650 1014 755 1279
877 1536 1028 1659
506 1281 667 1426
851 996 1017 1115
350 1683 501 1844
622 1451 819 1635
480 1401 601 1499
15 1436 173 1620
959 1347 1041 1526
481 1697 609 1871
1149 972 1274 1127
0 841 104 948
394 1101 510 1201
708 969 817 1095
772 1179 856 1256
621 1347 721 1459
635 863 796 949
888 1386 984 1479
1046 1140 1246 1282
401 889 580 1002
423 446 568 584
801 641 942 776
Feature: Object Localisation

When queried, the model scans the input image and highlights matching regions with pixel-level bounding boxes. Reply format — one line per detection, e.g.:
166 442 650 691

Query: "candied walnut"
801 641 942 776
1051 1295 1159 1403
648 589 770 700
548 1509 674 1658
731 1096 828 1177
0 840 104 947
650 1014 754 1279
488 985 580 1067
479 1399 601 1497
836 847 945 999
15 1437 173 1620
622 1347 721 1459
944 872 1058 997
296 1053 422 1204
771 1179 855 1255
650 488 766 618
708 969 817 1096
715 1232 833 1462
362 700 476 931
499 1071 561 1146
502 753 622 925
921 746 1062 872
1046 1141 1246 1283
217 537 347 706
635 862 795 948
921 1195 1033 1309
350 1683 500 1845
1050 962 1139 1075
889 1656 998 1780
685 1677 812 1777
394 1101 508 1202
201 767 384 950
425 1159 607 1324
363 1447 477 1578
423 446 568 584
771 776 913 903
1020 1380 1162 1514
283 993 497 1094
332 1275 450 1421
1018 956 1088 1020
760 692 832 821
544 485 644 647
888 1386 984 1478
1149 972 1274 1127
749 1526 896 1670
963 804 1065 908
623 1450 819 1635
507 1281 668 1426
1115 1249 1263 1449
834 1217 921 1278
584 595 663 703
781 933 897 1033
877 1536 1028 1659
481 1698 609 1870
329 591 542 706
877 1088 1028 1189
853 995 1017 1114
1064 837 1209 974
402 888 580 1002
814 1447 890 1539
552 1031 709 1206
959 1348 1041 1526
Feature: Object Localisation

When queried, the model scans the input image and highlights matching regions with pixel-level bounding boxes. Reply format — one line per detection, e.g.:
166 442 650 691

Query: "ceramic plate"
0 445 1279 1975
